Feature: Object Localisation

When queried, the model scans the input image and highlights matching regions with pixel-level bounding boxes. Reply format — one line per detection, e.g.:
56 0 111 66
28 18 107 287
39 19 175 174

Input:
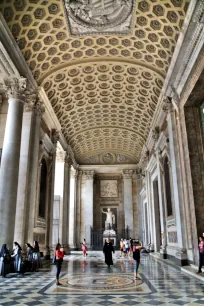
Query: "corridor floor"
0 251 204 306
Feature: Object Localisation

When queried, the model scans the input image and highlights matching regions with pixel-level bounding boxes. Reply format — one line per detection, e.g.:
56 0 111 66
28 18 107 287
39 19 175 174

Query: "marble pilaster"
60 152 72 248
146 170 154 251
123 170 134 238
76 171 82 249
47 130 59 247
156 151 167 257
0 78 27 248
82 170 94 248
69 169 78 249
167 109 187 264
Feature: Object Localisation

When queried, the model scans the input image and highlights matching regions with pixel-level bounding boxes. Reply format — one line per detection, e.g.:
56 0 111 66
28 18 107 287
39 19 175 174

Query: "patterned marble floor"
0 251 204 306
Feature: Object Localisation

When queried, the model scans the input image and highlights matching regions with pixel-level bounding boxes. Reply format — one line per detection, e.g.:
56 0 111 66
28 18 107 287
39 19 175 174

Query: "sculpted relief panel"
63 0 135 36
100 180 118 198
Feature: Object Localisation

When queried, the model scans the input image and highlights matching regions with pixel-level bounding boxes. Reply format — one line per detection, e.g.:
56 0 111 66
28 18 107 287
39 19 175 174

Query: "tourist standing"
133 240 143 280
31 241 41 271
103 238 114 268
129 238 133 256
11 242 22 273
0 244 11 277
26 243 33 262
55 243 65 285
120 238 124 257
81 239 88 257
196 236 204 274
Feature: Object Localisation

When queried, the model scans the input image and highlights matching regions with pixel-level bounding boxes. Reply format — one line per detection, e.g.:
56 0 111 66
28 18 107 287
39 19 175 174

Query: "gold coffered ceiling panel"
0 0 189 164
42 62 163 163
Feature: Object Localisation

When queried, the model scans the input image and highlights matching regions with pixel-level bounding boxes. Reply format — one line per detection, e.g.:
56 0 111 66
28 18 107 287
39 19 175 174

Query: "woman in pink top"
197 236 204 274
81 239 88 257
55 243 65 285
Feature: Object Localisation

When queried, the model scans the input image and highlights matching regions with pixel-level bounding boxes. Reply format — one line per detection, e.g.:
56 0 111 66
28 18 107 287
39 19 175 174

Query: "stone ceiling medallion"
63 0 135 36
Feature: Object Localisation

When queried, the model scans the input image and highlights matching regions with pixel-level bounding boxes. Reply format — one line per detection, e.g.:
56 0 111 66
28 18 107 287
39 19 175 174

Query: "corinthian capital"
51 129 60 147
33 99 45 118
83 170 95 180
3 77 27 101
123 169 134 179
64 151 72 167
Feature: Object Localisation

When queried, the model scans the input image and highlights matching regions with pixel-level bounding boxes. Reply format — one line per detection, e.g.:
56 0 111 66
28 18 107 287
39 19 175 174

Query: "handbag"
52 255 56 265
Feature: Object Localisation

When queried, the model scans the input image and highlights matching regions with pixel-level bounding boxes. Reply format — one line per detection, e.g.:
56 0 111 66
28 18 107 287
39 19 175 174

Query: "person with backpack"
133 240 143 280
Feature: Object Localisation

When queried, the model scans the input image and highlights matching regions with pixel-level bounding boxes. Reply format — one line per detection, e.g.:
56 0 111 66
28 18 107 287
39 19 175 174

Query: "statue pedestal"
103 229 116 246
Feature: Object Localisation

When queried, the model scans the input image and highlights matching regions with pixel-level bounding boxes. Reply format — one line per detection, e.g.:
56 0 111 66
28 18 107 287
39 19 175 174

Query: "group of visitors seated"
0 240 42 277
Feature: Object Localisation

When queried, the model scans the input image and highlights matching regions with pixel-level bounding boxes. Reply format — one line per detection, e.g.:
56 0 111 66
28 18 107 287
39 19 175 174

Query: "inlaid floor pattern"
0 251 204 305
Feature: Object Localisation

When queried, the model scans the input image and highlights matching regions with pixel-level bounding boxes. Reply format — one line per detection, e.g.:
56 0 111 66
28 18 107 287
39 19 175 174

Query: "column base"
149 243 154 252
175 248 188 266
166 248 188 266
160 247 167 259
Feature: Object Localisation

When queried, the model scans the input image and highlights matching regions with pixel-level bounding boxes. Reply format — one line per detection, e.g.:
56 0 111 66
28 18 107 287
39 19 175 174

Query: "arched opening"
39 158 47 218
164 156 173 217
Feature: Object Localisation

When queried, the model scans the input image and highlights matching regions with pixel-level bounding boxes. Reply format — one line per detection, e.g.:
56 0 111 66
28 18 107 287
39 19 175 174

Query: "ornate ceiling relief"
63 0 135 36
0 0 189 164
41 62 164 163
83 152 137 165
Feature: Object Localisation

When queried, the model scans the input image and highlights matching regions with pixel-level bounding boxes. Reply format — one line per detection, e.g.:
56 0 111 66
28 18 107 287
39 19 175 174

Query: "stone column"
0 78 27 248
76 170 82 249
83 170 94 248
14 97 44 245
69 169 78 249
167 109 187 264
156 150 167 258
123 170 134 238
60 152 72 248
135 170 144 241
48 130 59 247
146 170 154 250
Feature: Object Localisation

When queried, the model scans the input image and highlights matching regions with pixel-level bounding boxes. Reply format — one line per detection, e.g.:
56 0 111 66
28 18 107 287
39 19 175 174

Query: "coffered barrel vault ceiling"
0 0 189 164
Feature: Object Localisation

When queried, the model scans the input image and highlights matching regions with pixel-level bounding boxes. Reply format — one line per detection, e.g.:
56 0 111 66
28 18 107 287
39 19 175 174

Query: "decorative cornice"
123 169 134 179
3 77 27 101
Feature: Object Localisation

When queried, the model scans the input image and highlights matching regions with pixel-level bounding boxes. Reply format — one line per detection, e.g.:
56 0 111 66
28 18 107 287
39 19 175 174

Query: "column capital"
70 169 78 179
33 100 45 118
123 169 134 179
51 129 60 147
64 151 72 167
83 170 95 180
132 168 142 179
3 77 27 101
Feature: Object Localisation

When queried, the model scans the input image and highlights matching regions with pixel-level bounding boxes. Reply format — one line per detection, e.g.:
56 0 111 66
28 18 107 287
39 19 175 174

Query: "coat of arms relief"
63 0 134 36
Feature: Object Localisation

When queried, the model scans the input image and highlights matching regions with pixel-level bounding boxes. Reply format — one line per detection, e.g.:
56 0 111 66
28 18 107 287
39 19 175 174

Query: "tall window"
39 158 47 218
164 157 173 217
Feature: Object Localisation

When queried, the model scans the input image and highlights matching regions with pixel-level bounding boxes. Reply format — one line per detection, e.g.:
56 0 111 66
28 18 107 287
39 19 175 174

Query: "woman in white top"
12 242 22 273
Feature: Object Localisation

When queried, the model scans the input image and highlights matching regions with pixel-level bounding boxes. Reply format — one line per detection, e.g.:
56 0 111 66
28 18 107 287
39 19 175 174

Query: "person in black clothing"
30 241 41 271
133 240 143 280
103 238 115 268
0 244 11 277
